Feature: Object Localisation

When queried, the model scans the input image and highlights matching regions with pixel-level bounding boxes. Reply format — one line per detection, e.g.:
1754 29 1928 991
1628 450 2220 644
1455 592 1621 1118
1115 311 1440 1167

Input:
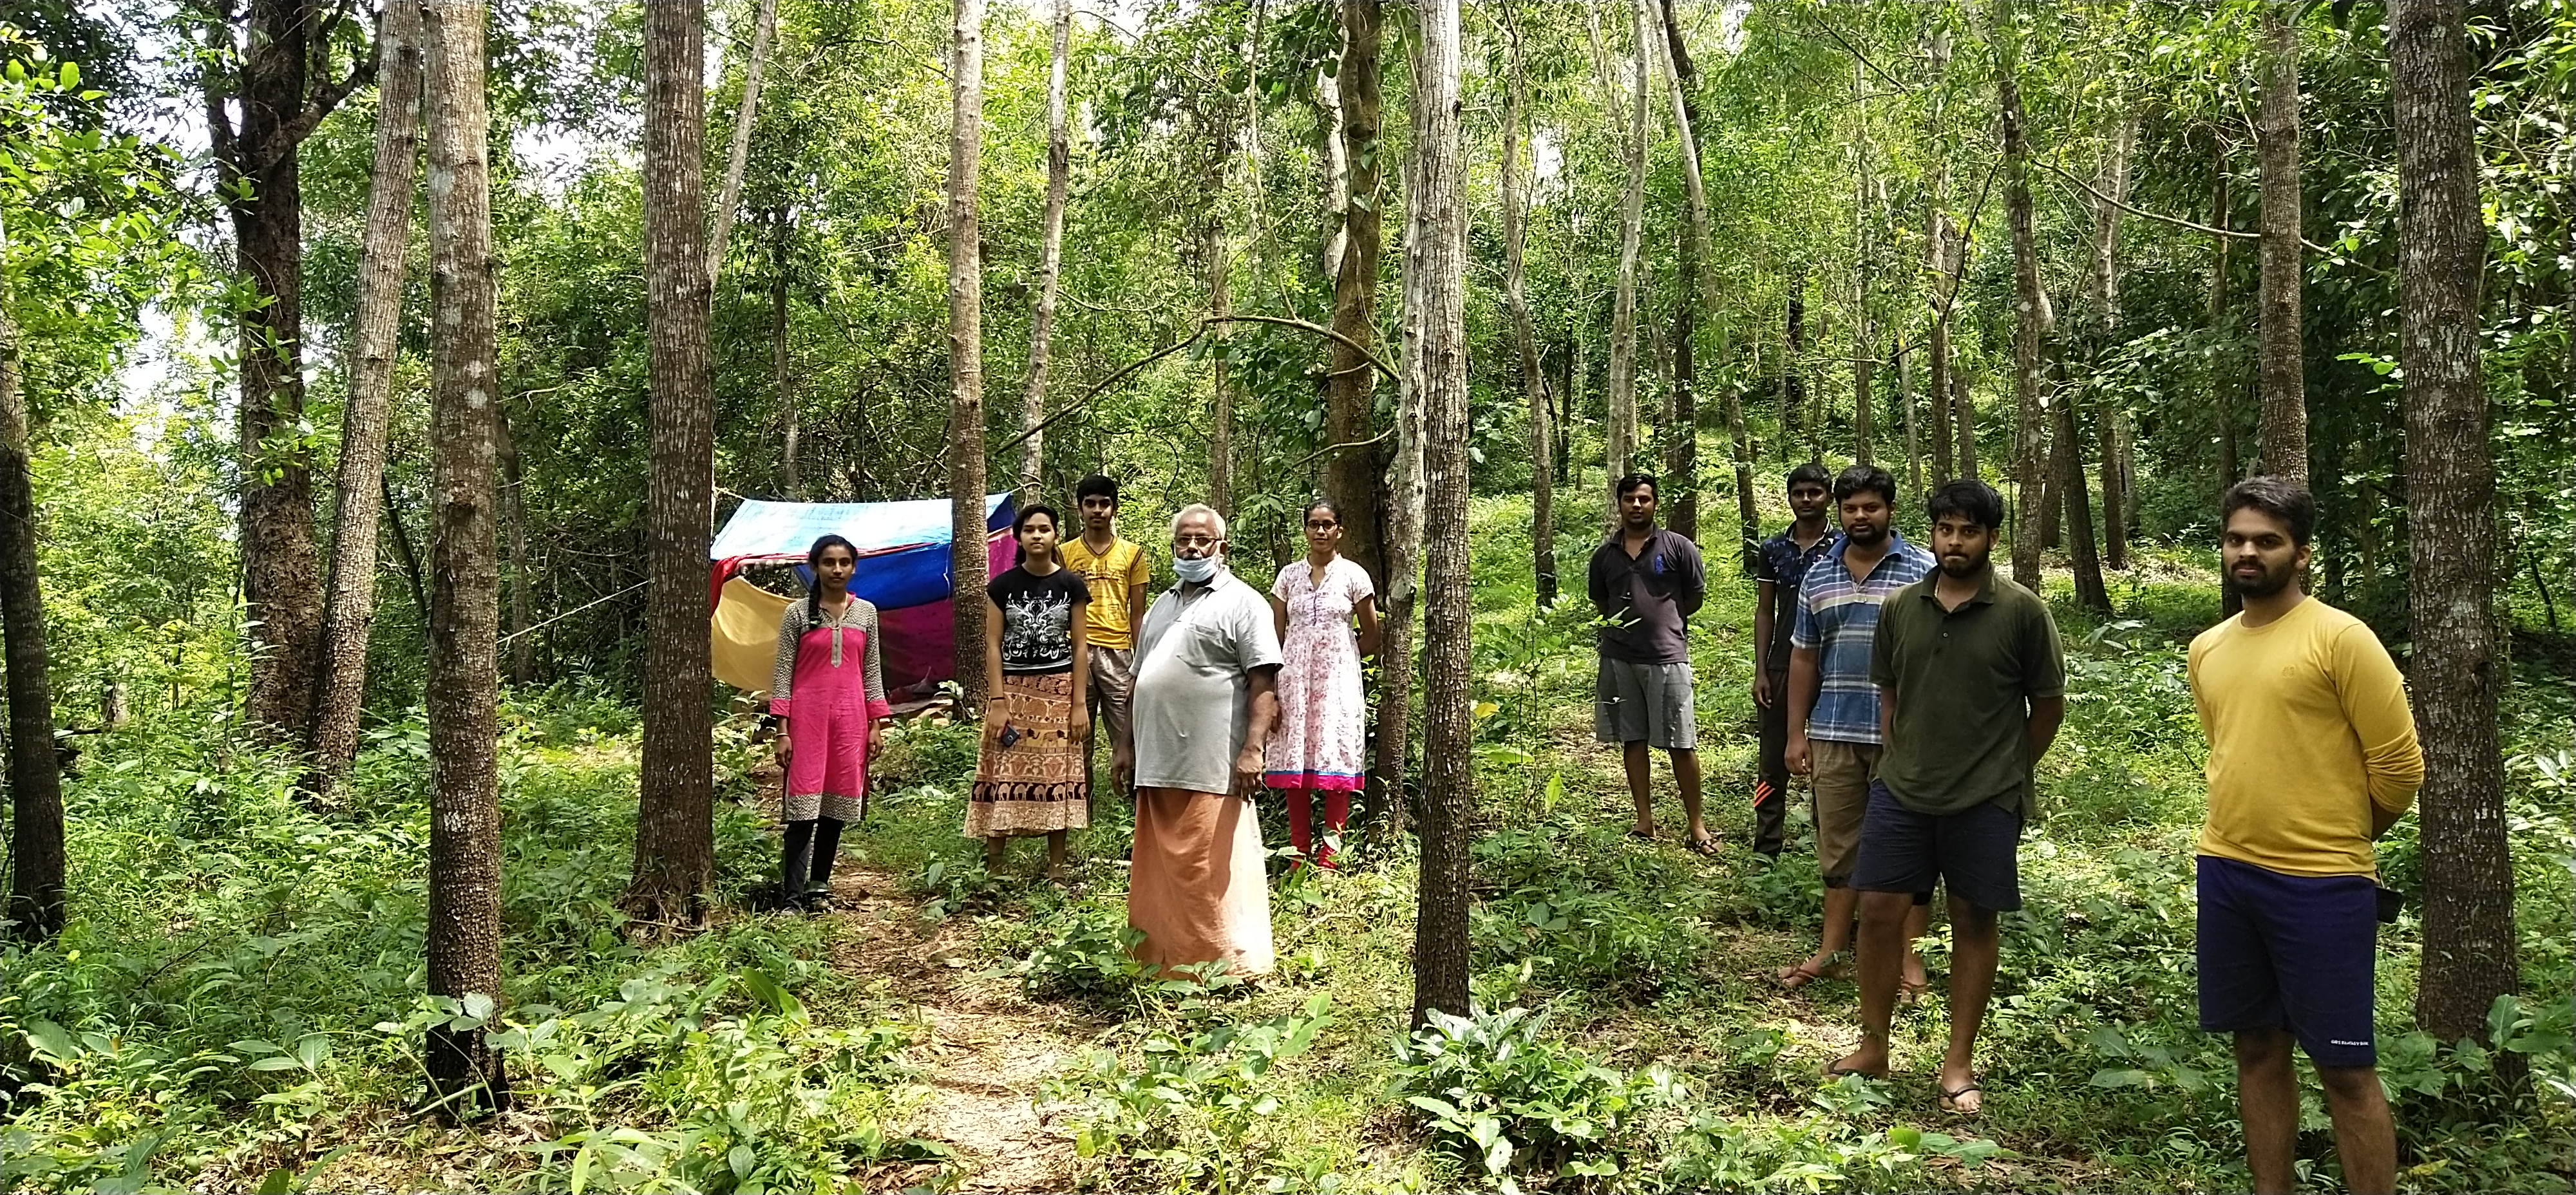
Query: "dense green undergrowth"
1 494 2568 1192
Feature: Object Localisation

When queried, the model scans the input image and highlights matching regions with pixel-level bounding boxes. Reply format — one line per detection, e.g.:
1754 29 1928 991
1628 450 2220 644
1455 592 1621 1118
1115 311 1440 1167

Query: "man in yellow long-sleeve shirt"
2188 477 2423 1195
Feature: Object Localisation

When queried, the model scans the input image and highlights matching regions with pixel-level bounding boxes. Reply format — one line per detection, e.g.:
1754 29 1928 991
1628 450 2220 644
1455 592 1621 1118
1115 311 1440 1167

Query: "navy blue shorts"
2197 854 2380 1068
1848 780 2022 912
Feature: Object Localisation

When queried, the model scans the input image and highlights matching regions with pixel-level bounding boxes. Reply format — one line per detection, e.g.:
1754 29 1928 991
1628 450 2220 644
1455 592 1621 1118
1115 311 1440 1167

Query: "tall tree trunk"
1318 42 1349 285
1408 0 1472 1029
1850 59 1875 468
705 0 778 283
1605 0 1649 484
0 320 64 942
1998 3 2045 593
1955 364 1978 482
2090 116 2138 570
1500 2 1556 605
2210 142 2243 614
627 0 718 928
946 0 989 711
384 470 429 623
1376 107 1430 827
1020 0 1071 506
773 209 799 498
419 0 509 1118
1899 337 1920 496
2257 3 2306 483
1325 0 1386 587
306 0 425 800
1205 204 1235 516
2392 0 2517 1051
1785 274 1806 455
216 0 367 740
1660 0 1750 564
2052 368 2109 612
1924 27 1955 483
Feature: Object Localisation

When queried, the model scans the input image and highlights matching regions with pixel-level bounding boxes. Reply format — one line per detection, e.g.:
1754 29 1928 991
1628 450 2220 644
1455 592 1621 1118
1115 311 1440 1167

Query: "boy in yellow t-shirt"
1061 475 1153 804
2188 477 2421 1195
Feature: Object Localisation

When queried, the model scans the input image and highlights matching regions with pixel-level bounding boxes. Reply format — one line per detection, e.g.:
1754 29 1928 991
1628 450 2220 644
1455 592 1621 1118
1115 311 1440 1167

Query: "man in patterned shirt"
1778 465 1935 992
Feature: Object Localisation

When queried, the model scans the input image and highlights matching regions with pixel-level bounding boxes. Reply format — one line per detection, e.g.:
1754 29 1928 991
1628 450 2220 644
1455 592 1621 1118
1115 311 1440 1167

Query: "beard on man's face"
2231 556 2297 597
1938 545 1990 578
1843 518 1888 544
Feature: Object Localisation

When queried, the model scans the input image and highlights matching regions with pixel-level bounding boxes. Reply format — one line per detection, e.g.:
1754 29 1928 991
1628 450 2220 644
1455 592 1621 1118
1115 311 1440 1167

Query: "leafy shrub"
1007 901 1151 1001
1390 1005 1679 1190
1045 997 1334 1191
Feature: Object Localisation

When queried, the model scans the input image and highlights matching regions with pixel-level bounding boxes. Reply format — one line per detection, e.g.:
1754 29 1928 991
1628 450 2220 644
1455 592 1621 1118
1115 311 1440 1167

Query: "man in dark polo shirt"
1828 478 2065 1117
1750 462 1835 857
1587 473 1712 853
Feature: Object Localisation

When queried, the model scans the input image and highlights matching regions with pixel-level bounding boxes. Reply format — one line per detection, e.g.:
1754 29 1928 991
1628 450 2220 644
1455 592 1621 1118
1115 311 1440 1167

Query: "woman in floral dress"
1264 498 1379 867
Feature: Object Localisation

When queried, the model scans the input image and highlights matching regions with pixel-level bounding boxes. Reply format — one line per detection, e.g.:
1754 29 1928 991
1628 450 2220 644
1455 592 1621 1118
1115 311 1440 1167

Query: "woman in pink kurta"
1264 498 1378 867
772 534 893 910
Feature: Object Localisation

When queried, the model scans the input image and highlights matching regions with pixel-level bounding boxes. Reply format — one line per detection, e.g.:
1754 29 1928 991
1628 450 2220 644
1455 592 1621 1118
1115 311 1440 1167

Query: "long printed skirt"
965 672 1092 837
1128 786 1275 977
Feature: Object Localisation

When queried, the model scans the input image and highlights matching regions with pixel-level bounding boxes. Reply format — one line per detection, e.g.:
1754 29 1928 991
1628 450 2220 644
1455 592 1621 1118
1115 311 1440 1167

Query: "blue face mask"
1173 554 1218 584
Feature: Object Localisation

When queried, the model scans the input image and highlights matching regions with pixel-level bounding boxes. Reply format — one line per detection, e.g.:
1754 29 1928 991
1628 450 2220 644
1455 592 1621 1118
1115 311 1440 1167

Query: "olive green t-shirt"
1870 569 2065 818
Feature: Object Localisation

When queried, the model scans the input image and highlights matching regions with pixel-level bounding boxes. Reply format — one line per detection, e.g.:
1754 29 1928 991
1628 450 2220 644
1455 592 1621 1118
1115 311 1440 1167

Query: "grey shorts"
1595 659 1696 750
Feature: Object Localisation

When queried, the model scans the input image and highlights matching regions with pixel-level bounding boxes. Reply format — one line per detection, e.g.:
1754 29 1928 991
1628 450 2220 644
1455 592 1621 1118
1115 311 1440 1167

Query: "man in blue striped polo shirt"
1776 465 1935 993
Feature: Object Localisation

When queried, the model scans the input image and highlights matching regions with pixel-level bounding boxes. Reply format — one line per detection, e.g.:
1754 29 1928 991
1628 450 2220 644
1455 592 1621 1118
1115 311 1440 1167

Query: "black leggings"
782 816 847 898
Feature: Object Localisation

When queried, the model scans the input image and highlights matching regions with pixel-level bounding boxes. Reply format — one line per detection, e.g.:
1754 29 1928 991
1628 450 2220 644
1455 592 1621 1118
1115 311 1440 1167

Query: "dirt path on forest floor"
821 865 1092 1191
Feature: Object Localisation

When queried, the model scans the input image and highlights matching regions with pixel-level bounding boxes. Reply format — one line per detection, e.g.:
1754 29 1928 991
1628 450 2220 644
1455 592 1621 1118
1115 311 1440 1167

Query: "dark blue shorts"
1849 780 2022 912
2197 854 2379 1068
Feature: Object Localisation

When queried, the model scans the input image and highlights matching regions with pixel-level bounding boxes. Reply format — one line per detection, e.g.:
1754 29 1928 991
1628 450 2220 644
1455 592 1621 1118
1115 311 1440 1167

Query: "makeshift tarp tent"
708 493 1015 697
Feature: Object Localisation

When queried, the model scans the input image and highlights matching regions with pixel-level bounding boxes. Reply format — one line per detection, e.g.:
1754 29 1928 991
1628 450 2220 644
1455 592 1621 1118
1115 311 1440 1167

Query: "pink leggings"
1285 790 1352 865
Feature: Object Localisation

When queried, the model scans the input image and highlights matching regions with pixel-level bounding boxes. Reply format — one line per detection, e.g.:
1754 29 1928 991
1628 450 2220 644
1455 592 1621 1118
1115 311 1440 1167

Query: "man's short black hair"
1786 462 1832 493
1925 478 2005 532
1074 473 1120 509
1832 464 1897 507
2222 475 2315 547
1614 472 1660 500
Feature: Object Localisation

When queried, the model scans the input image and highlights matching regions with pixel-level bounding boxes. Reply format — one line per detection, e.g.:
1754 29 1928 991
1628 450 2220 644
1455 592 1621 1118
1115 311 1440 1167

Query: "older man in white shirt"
1115 503 1283 977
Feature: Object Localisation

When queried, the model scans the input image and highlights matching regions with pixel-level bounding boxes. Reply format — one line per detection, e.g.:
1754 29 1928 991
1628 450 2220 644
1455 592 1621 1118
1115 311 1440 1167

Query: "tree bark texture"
305 0 425 801
419 0 509 1117
1997 10 2046 594
1924 27 1955 483
1406 0 1472 1028
1605 0 1649 485
2089 116 2137 570
773 210 799 498
1204 200 1235 516
1898 338 1920 498
1954 364 1977 482
947 0 990 711
705 0 778 283
0 321 64 941
218 0 365 741
1499 3 1556 606
2052 372 2109 612
2257 3 2306 483
1661 0 1752 565
1376 88 1430 824
1325 0 1386 588
628 0 718 928
1019 0 1071 506
2391 0 2517 1048
1850 58 1874 469
1784 274 1806 456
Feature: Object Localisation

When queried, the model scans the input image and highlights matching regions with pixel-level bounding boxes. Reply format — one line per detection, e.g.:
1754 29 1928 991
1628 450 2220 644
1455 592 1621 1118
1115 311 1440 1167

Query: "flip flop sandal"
1627 827 1656 843
1899 977 1931 1006
1686 834 1721 858
1774 955 1847 990
1823 1059 1887 1081
1938 1080 1985 1116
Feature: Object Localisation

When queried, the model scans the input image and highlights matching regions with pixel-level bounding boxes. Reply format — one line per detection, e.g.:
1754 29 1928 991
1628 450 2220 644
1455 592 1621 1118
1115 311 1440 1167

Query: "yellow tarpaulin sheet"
711 575 791 693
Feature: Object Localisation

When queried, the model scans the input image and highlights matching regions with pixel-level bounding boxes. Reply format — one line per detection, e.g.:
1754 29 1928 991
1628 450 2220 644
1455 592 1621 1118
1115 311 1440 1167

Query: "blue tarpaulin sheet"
710 493 1014 613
